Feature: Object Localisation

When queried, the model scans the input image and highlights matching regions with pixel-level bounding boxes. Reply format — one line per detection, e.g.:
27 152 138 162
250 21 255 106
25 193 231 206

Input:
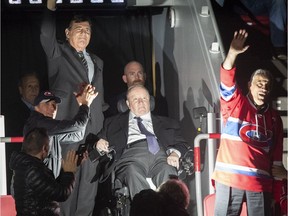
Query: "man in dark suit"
40 0 108 215
4 72 40 195
95 84 188 198
5 72 40 137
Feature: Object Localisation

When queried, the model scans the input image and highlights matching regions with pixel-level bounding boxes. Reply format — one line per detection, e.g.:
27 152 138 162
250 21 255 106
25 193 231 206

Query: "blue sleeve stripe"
220 83 236 100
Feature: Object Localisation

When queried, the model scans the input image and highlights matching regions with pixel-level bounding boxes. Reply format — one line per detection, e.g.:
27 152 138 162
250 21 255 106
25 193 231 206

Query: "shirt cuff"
166 148 181 158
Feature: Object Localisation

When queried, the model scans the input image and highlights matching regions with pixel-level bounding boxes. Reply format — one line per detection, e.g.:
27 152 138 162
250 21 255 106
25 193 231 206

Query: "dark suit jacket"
40 9 107 137
97 111 188 161
4 99 31 137
4 99 32 194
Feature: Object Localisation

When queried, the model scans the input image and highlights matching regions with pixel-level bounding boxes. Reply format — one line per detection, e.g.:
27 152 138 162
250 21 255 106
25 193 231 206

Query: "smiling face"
249 74 272 106
65 21 91 52
126 85 150 117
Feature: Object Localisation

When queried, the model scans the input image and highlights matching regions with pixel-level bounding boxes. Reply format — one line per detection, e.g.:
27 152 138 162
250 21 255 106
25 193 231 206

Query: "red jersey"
212 66 284 192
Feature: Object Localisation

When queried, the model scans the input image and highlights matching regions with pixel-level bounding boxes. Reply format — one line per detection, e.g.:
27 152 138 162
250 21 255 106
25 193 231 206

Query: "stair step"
280 116 288 131
273 97 288 111
283 137 287 169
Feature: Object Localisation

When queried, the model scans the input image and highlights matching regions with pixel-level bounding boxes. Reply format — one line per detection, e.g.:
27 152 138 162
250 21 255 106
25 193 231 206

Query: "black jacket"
97 111 188 161
9 151 74 216
23 105 89 178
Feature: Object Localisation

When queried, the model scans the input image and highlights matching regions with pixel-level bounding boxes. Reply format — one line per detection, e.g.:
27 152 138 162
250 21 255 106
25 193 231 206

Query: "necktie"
78 51 89 72
136 117 160 155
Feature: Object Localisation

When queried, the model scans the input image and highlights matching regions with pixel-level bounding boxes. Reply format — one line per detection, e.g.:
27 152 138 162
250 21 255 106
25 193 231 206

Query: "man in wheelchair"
88 84 189 215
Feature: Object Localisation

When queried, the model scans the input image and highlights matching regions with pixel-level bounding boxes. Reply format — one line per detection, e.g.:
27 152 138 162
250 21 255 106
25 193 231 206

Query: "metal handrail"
194 133 221 216
0 137 23 143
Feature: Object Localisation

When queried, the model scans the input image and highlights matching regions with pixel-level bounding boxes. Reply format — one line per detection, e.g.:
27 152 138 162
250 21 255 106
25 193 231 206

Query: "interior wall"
151 0 224 214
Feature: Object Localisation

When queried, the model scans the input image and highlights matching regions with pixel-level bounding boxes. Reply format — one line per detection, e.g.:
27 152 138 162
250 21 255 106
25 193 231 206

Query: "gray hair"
126 84 150 99
249 69 273 89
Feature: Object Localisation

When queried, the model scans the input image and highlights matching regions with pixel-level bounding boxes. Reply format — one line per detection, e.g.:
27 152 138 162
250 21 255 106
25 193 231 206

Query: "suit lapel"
118 111 130 142
63 44 88 82
151 115 163 137
88 52 103 84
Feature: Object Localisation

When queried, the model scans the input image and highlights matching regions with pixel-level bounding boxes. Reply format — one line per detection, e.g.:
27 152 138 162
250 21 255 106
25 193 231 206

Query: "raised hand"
47 0 56 10
74 83 98 107
62 150 78 173
223 29 250 70
229 29 249 56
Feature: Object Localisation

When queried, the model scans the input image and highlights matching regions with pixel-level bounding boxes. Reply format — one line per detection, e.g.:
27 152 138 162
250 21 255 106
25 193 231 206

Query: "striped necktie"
78 51 89 72
135 117 160 155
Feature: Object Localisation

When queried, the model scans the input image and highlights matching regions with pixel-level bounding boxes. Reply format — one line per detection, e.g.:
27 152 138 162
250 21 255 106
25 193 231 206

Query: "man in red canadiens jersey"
212 29 284 216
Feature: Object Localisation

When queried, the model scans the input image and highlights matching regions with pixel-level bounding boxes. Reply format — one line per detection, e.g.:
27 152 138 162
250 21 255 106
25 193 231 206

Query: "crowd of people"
3 0 286 215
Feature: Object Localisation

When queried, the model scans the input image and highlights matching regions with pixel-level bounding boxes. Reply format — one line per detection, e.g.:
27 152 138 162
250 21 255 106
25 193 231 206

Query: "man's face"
65 21 91 51
126 86 150 116
249 74 271 106
35 100 58 119
19 76 40 104
122 62 145 87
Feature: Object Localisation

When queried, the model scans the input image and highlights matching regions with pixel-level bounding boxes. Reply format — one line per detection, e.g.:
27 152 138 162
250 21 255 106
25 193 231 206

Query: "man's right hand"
75 83 98 107
223 29 249 70
95 138 110 153
62 150 78 173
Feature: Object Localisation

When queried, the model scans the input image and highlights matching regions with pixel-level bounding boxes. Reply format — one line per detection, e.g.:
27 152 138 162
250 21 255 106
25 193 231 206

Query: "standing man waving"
40 0 108 215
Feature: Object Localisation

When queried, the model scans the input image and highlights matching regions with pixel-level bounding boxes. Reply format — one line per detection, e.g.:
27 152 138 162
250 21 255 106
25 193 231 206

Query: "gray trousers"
60 151 99 216
214 182 272 216
115 140 177 199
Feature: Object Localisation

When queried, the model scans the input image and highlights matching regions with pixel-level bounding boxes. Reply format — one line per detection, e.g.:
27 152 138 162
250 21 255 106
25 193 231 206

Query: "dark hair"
68 14 92 30
130 189 164 216
22 128 49 155
158 179 190 209
18 72 40 87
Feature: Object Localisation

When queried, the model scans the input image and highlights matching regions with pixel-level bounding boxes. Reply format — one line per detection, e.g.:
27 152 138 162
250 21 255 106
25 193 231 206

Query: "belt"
127 138 147 148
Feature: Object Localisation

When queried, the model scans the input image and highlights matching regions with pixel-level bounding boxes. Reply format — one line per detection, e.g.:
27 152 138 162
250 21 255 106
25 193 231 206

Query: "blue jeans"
214 182 272 216
240 0 287 47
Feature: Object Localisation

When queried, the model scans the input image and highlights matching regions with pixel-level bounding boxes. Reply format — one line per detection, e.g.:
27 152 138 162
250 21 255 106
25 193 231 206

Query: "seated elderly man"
94 84 188 198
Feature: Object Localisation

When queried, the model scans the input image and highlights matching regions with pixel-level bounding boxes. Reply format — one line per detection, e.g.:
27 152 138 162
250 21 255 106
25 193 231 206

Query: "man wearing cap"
23 84 97 178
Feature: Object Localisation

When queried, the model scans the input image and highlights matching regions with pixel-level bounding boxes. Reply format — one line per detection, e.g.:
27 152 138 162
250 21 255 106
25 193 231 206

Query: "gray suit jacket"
40 9 107 138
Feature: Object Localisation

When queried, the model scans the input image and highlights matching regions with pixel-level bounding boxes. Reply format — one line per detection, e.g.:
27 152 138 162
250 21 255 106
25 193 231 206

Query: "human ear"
126 100 130 109
65 29 70 39
122 74 127 83
248 81 251 89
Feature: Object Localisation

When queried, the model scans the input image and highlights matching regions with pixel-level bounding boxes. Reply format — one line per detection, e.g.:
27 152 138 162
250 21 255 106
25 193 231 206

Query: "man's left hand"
167 151 180 169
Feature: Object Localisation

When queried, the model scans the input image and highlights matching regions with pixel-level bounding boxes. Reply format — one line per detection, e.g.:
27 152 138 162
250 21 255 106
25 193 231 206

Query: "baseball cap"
34 91 61 106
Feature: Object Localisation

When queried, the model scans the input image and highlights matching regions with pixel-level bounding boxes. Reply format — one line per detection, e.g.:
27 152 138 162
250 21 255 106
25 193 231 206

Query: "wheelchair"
92 148 194 216
93 166 130 216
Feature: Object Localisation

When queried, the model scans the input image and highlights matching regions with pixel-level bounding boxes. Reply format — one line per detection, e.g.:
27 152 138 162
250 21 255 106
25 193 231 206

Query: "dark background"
1 1 159 117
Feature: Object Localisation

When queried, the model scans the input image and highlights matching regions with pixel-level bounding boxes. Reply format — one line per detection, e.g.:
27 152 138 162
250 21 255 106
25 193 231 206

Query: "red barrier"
0 137 23 143
0 195 17 216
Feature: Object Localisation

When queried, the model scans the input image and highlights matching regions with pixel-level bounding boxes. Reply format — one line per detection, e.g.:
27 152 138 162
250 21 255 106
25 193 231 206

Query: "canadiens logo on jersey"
239 124 273 152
